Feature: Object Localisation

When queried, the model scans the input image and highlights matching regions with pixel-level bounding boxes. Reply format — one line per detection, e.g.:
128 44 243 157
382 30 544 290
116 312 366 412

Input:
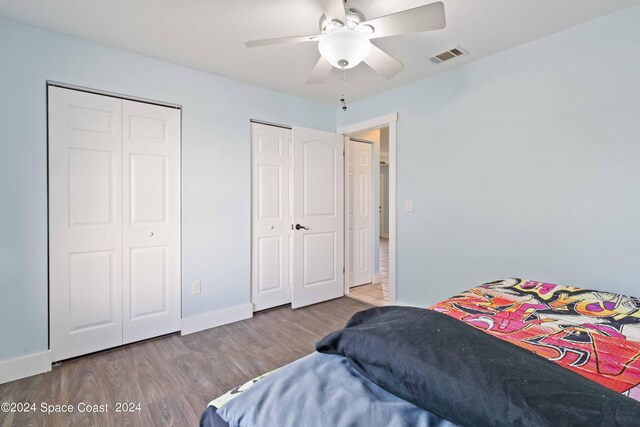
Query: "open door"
346 139 373 288
291 126 344 308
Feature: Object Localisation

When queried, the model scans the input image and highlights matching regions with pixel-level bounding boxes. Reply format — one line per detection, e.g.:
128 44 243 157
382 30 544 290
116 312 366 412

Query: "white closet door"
49 86 124 361
291 126 344 309
347 139 373 287
122 100 181 344
251 123 292 311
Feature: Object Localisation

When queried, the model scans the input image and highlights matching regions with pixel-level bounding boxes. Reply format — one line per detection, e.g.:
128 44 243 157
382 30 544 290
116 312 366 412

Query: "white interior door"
251 123 292 311
291 126 344 309
347 139 373 287
122 100 181 344
49 87 124 361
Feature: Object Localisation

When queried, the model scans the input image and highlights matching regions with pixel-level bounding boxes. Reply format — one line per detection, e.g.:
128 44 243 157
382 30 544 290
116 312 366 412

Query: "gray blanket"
216 352 455 427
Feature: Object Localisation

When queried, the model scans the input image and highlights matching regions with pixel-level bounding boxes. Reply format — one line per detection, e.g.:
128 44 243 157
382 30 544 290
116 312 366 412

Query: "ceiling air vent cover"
428 46 468 64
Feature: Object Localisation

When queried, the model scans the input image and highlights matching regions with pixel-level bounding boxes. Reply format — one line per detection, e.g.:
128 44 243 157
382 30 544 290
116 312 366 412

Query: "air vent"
428 46 468 64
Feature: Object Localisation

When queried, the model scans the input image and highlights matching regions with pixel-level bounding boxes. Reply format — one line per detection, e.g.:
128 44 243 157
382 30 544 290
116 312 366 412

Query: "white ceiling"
1 0 638 106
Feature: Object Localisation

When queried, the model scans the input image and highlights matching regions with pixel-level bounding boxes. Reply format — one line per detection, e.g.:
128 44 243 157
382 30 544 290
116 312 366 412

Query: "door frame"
345 137 377 289
338 113 398 304
380 172 386 239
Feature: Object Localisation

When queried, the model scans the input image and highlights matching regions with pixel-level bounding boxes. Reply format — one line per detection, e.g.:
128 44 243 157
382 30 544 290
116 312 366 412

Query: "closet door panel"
48 86 123 361
122 100 181 344
251 123 292 311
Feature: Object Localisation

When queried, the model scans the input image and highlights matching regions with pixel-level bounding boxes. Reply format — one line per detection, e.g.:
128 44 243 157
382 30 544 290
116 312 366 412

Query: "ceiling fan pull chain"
341 68 347 111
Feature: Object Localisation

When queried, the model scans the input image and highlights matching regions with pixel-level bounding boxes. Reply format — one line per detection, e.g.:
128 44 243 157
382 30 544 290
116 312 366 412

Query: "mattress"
201 278 640 426
204 352 454 427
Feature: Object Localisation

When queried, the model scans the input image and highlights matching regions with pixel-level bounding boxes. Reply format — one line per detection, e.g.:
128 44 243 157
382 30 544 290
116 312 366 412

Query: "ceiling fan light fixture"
321 18 345 34
357 24 375 35
346 7 366 28
318 28 371 70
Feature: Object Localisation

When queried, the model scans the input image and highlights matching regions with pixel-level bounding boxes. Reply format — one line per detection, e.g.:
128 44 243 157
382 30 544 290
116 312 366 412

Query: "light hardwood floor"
0 297 371 427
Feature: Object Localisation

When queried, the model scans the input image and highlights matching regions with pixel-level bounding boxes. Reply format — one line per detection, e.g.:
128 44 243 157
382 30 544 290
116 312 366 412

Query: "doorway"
344 128 390 306
339 113 397 306
250 114 397 310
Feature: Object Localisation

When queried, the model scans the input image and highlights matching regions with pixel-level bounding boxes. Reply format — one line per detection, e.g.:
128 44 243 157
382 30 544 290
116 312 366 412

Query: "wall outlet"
406 199 414 212
191 280 202 295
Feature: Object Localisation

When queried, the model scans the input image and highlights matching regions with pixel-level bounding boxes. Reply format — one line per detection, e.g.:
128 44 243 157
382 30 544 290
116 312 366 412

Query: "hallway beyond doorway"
348 238 389 306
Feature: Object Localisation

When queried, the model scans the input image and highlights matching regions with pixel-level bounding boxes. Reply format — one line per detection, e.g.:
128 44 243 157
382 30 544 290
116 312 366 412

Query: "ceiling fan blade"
245 35 319 48
306 57 333 84
318 0 346 22
364 44 405 79
363 2 446 39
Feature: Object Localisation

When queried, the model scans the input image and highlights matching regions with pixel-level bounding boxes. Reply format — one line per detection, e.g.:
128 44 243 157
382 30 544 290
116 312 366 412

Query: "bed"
201 278 640 426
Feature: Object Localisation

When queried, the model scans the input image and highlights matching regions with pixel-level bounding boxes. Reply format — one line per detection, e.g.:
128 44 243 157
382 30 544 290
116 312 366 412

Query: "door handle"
295 224 309 230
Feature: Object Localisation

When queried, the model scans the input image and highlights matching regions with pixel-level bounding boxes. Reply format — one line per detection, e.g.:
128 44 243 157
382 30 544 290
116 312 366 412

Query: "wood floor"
0 297 371 427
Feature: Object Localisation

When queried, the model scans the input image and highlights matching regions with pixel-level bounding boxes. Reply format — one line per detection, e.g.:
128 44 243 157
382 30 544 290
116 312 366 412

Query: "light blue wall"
338 6 640 306
2 4 640 363
0 17 335 361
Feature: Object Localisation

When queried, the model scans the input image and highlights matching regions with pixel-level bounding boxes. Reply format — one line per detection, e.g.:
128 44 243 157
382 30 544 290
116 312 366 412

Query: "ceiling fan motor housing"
345 8 365 28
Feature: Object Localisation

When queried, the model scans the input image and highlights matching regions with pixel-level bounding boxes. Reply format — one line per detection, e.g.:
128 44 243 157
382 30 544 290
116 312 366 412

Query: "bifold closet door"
49 87 124 361
49 86 181 361
122 100 181 343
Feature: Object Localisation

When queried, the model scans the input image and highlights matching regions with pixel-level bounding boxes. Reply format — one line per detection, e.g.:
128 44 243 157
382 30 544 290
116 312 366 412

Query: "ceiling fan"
245 0 446 84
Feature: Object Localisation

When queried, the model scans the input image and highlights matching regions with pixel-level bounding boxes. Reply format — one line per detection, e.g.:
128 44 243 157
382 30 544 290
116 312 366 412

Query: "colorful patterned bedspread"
430 278 640 402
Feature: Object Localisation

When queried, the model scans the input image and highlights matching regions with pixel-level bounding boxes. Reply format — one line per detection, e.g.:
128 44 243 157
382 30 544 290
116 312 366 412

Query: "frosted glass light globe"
318 28 371 69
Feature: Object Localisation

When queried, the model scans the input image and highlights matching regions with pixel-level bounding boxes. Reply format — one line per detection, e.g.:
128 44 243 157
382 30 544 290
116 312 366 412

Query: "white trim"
47 81 181 109
338 113 398 304
372 137 380 288
337 113 398 135
373 273 382 284
379 173 385 238
344 136 351 293
181 304 253 336
0 351 52 384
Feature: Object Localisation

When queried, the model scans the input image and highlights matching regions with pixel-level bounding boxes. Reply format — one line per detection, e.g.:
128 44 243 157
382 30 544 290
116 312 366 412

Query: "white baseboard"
372 273 382 284
0 351 51 384
181 303 253 336
394 299 418 307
